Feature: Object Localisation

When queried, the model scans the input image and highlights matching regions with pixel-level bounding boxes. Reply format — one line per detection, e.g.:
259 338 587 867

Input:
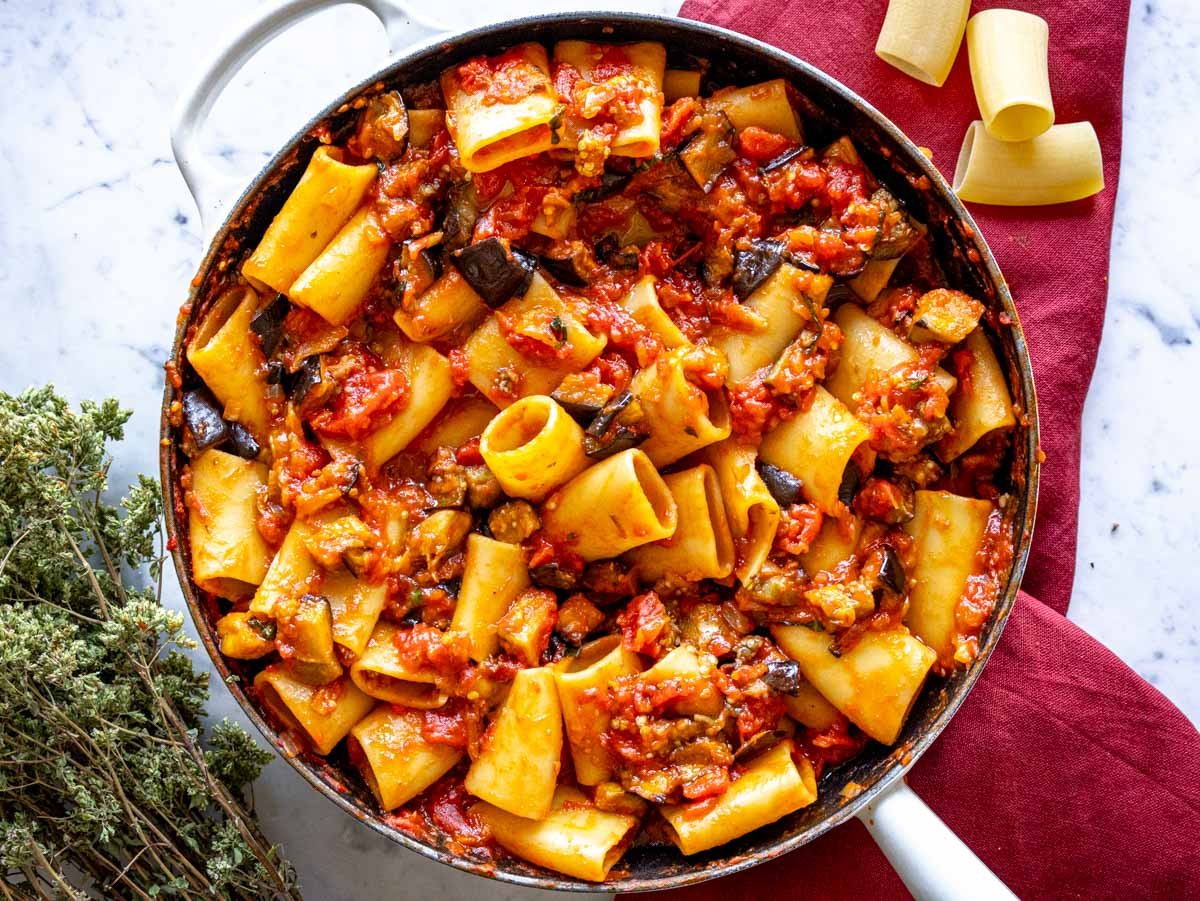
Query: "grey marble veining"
0 0 1195 898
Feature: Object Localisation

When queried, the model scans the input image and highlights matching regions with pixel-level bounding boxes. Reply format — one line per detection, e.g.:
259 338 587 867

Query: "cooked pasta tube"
554 635 643 785
664 69 702 102
848 257 901 303
702 439 781 583
620 276 688 348
288 206 391 326
474 786 640 882
242 146 377 294
186 287 270 441
937 329 1016 461
798 515 862 577
773 624 936 744
451 534 530 662
709 79 802 141
441 43 560 173
967 10 1054 142
715 265 832 381
465 666 562 819
824 304 956 407
783 679 842 731
479 395 590 501
364 343 454 470
463 273 607 407
186 448 270 598
640 645 724 717
349 706 463 810
554 41 667 158
661 740 817 854
249 519 319 617
253 668 375 755
875 0 970 87
393 267 488 343
626 464 735 582
631 345 732 467
350 622 449 709
954 120 1104 206
322 569 388 658
540 448 677 561
902 490 995 666
759 386 870 515
414 396 499 455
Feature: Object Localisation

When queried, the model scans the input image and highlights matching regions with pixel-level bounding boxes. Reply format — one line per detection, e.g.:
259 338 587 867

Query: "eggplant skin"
576 171 630 203
182 390 230 452
450 237 535 307
539 253 589 287
250 294 289 357
837 462 862 509
732 239 787 300
285 356 324 407
679 109 736 192
762 660 803 695
226 422 261 460
756 460 803 507
875 545 906 595
583 427 647 460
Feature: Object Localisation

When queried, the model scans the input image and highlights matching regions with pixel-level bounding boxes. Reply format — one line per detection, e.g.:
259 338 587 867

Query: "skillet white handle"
857 779 1018 900
170 0 448 238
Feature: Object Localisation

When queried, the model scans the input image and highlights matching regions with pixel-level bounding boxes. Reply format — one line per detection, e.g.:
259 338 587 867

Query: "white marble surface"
0 0 1196 898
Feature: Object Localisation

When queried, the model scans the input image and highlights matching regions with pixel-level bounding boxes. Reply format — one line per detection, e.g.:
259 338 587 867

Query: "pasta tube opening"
967 9 1054 143
480 395 590 501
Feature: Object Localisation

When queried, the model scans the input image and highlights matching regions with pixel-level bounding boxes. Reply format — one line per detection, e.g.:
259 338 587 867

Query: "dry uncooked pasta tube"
967 9 1054 142
875 0 970 87
954 120 1104 206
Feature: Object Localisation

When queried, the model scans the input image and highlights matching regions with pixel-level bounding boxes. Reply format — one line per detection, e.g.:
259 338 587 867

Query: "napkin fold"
628 1 1200 896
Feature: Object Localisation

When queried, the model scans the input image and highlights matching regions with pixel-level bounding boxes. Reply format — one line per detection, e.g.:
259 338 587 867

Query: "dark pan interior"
161 13 1040 893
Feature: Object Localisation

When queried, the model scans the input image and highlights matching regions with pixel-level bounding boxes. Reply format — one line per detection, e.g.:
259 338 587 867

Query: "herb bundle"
0 388 299 899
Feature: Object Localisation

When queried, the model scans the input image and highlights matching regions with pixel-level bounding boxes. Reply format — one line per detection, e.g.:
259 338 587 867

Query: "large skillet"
162 2 1039 895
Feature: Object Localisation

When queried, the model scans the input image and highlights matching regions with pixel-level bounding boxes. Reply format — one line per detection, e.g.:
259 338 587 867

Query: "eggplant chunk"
226 422 261 460
182 390 230 451
585 389 634 438
837 461 862 508
354 90 409 163
732 239 787 300
679 109 736 192
583 427 648 460
756 460 803 507
402 241 444 298
874 545 906 596
539 251 590 287
576 172 631 203
551 373 614 421
910 289 984 344
594 234 640 270
250 294 289 357
450 237 535 307
762 660 803 695
286 355 325 407
870 187 922 261
529 562 581 590
442 183 478 252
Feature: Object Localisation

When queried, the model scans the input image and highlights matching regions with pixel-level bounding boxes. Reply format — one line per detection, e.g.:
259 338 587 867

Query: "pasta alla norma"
174 37 1020 881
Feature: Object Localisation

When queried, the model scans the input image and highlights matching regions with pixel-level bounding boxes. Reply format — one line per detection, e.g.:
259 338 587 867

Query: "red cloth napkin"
628 1 1200 897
